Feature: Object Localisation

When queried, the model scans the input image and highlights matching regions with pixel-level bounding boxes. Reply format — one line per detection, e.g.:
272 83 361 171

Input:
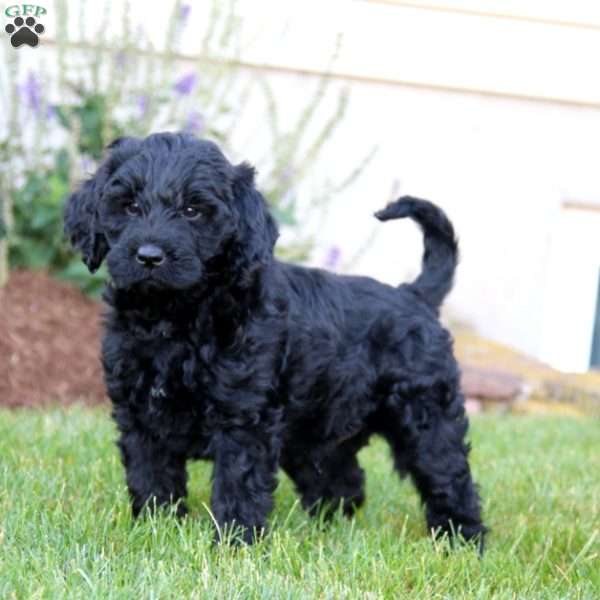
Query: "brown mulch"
1 270 597 414
0 270 106 407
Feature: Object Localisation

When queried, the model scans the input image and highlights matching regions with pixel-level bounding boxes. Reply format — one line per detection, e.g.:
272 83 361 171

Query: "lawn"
0 408 598 599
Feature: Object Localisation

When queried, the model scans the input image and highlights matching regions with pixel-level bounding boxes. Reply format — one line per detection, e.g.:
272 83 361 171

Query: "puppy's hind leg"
282 434 368 520
381 379 487 551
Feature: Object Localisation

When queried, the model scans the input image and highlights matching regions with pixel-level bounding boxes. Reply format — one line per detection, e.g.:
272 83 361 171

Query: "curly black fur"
64 132 486 548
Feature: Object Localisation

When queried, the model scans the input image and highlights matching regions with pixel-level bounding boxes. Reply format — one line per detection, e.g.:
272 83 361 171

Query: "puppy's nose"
136 244 165 267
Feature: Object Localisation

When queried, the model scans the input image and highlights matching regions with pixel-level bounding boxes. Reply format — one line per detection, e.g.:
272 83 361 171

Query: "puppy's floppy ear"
64 137 141 273
231 162 279 282
64 175 109 273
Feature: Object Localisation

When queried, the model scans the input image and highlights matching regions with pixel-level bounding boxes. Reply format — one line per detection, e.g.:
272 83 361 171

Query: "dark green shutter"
590 268 600 369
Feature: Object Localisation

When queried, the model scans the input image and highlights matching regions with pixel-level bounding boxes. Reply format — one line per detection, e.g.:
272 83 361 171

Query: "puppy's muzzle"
136 244 165 268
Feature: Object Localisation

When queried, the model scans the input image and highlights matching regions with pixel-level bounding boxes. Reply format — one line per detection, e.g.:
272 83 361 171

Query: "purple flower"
180 4 191 22
184 110 205 134
136 94 149 118
173 72 198 96
80 157 94 174
114 51 128 68
46 105 57 120
279 165 295 183
322 245 342 270
20 72 41 114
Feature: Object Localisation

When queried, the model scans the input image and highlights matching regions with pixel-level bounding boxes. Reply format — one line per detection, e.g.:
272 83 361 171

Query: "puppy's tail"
375 196 458 310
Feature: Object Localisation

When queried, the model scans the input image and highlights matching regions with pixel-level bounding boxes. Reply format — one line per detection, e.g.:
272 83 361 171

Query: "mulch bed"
0 270 106 407
3 270 594 414
0 269 525 410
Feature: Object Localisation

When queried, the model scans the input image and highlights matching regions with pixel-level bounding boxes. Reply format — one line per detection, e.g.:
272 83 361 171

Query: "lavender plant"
0 0 374 292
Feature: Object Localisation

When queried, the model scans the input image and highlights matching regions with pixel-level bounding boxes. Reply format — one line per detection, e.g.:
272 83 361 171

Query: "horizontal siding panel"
235 0 600 106
363 0 600 28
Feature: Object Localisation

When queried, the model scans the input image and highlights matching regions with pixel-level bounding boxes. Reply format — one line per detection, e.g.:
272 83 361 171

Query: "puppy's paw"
431 522 488 556
132 498 188 520
212 522 266 547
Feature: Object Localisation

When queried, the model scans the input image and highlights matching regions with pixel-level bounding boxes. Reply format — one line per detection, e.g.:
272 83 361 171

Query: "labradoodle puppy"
64 132 486 548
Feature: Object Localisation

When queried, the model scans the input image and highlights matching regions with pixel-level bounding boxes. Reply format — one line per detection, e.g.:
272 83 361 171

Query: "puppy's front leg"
117 430 188 518
210 426 280 544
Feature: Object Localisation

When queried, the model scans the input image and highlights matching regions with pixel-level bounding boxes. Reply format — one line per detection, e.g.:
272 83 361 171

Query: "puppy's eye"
124 202 142 217
182 206 202 220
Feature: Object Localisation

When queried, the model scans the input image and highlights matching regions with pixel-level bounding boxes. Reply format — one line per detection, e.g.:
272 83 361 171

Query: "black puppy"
64 132 486 547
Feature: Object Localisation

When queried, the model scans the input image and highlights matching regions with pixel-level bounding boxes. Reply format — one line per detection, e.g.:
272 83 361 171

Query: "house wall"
196 0 600 371
539 205 600 371
4 0 600 371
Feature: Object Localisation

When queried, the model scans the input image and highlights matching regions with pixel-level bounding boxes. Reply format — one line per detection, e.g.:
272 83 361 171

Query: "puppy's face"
100 138 237 291
65 133 278 293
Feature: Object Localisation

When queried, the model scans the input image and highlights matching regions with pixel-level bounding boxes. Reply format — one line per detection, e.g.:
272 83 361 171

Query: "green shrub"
8 151 107 295
0 0 373 293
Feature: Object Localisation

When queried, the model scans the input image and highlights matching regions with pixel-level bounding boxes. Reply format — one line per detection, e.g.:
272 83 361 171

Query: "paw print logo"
5 16 45 48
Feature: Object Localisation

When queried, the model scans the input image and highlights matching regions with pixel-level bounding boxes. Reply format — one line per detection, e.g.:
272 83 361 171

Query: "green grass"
0 408 598 599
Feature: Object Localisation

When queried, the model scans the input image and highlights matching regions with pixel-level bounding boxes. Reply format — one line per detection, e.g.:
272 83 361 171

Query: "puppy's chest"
106 312 272 442
133 333 215 403
107 318 220 412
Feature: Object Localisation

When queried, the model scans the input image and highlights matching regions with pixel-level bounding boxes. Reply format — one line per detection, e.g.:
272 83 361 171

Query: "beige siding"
364 0 600 27
232 0 600 107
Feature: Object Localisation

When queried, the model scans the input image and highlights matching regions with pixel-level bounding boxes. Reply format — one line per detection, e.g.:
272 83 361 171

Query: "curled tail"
375 196 458 310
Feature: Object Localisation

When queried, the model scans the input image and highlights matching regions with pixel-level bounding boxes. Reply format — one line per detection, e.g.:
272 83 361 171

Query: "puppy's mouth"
105 265 169 293
111 265 204 294
134 277 166 293
128 271 186 292
106 246 205 293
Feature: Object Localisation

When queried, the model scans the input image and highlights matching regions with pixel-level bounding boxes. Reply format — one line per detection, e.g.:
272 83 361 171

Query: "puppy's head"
64 132 278 292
